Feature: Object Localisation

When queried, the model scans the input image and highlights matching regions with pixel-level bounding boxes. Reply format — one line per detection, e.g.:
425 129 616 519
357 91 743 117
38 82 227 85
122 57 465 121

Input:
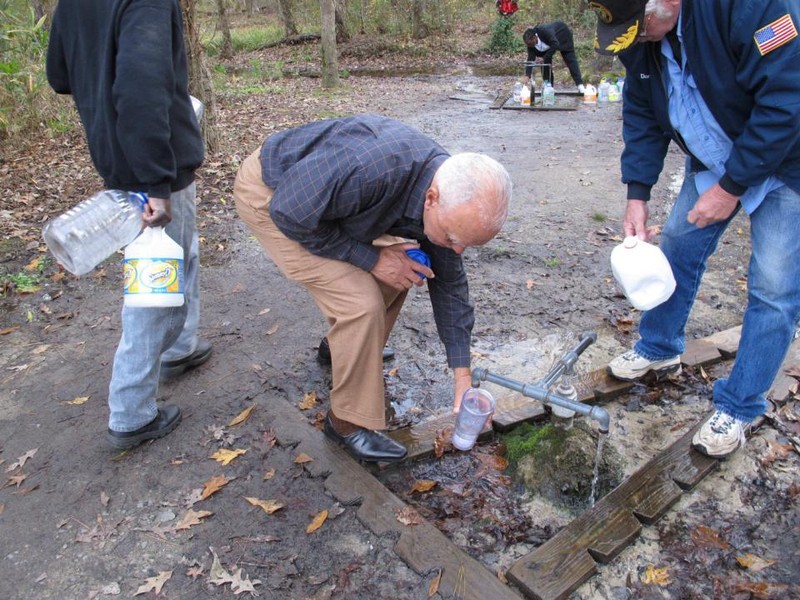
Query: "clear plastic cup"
452 388 495 451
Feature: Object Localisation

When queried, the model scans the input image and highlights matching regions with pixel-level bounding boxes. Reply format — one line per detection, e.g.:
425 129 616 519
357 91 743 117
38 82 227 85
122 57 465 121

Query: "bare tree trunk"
244 0 256 14
180 0 220 152
334 0 350 43
30 0 56 25
319 0 340 88
215 0 234 59
277 0 299 37
411 0 429 39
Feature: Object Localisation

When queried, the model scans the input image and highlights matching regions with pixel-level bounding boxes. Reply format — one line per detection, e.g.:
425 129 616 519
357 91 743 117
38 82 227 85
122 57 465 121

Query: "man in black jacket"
47 0 212 450
523 21 585 92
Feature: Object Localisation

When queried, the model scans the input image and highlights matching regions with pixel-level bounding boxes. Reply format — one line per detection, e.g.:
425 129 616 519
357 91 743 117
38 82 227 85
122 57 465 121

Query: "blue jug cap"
406 248 431 279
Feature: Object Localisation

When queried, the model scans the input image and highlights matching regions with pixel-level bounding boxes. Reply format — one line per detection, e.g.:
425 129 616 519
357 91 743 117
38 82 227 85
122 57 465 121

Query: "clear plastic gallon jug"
123 227 185 307
610 236 676 311
542 82 556 107
43 190 147 276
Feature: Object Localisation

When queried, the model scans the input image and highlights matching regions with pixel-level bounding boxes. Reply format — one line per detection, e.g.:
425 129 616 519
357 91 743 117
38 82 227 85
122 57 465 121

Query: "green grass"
203 24 285 57
591 211 607 222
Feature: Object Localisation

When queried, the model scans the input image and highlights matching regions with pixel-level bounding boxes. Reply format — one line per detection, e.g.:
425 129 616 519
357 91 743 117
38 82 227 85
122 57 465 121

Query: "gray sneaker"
692 410 750 458
608 349 681 380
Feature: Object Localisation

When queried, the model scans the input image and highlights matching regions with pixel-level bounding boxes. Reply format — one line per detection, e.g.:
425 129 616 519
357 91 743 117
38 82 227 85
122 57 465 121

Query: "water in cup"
452 388 496 451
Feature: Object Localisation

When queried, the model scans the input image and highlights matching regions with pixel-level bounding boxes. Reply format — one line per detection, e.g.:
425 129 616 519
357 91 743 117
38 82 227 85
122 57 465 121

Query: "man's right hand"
623 199 658 241
143 196 172 228
370 243 434 291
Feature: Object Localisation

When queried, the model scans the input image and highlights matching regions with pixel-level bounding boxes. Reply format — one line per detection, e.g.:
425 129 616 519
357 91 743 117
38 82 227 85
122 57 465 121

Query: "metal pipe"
471 367 610 434
541 332 597 389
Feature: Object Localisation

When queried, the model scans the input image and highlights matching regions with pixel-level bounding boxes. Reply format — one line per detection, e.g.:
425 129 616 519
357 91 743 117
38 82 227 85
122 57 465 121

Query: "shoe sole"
106 414 182 450
160 347 213 380
608 362 682 381
691 439 740 459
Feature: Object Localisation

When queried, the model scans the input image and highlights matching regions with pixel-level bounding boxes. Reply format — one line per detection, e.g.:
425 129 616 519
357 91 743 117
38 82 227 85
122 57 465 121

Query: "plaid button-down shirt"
259 115 474 368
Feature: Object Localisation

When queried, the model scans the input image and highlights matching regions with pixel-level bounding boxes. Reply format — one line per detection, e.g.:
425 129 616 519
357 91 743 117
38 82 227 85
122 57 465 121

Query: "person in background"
233 115 512 463
523 21 585 93
47 0 212 450
590 0 800 458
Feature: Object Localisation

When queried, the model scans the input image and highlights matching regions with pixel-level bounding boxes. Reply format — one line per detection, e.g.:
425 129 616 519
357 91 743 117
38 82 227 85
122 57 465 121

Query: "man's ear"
424 185 439 210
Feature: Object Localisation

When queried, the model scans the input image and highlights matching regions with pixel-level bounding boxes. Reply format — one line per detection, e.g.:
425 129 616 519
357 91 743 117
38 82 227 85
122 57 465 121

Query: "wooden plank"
490 93 510 109
588 368 634 402
768 334 800 401
704 325 741 358
387 412 494 461
682 338 722 368
507 542 597 600
490 390 547 431
628 472 683 525
501 103 578 112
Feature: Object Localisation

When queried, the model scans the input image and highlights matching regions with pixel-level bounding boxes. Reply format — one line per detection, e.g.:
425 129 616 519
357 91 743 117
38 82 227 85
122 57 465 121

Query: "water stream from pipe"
589 431 608 507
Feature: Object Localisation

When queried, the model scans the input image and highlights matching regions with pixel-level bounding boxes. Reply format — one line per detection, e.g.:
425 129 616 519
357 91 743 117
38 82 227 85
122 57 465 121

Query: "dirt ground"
1 38 799 600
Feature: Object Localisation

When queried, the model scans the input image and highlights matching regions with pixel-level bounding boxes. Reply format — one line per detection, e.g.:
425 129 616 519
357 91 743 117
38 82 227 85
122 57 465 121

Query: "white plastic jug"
123 227 185 307
610 236 676 311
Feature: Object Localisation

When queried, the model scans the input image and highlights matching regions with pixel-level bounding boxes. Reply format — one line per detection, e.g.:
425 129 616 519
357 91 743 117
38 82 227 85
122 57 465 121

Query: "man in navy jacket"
590 0 800 457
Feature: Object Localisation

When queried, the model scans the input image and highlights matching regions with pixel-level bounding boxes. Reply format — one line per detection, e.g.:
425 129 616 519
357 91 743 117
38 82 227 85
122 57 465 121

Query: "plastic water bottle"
512 81 523 104
520 83 531 106
610 236 676 311
583 83 597 104
608 82 620 102
124 226 185 307
43 190 147 276
598 78 610 105
542 82 556 107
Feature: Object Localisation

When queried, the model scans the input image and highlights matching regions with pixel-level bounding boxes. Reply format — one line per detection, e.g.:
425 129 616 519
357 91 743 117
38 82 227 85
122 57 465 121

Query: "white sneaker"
608 349 681 380
692 410 750 458
577 84 586 94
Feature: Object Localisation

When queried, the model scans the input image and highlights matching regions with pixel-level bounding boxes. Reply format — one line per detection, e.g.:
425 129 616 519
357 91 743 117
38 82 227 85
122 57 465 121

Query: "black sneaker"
160 339 213 380
107 405 182 450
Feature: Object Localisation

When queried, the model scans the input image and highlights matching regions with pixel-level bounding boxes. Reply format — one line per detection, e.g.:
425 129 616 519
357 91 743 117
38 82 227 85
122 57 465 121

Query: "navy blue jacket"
619 0 800 201
46 0 203 199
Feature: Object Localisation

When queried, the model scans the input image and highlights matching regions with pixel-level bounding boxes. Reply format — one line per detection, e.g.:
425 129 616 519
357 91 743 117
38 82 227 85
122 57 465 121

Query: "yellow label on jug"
124 258 184 294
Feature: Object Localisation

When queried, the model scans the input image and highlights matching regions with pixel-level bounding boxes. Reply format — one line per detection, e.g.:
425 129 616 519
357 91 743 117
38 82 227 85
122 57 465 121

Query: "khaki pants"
233 148 407 430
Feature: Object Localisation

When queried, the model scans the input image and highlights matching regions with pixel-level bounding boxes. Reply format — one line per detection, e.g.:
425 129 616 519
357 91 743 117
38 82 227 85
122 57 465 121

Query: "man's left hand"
687 183 739 228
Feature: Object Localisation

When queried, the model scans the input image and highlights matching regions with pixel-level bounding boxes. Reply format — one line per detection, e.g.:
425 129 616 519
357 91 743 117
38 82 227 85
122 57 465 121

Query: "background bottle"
43 190 147 276
583 83 597 104
512 81 523 104
598 78 610 105
542 81 555 107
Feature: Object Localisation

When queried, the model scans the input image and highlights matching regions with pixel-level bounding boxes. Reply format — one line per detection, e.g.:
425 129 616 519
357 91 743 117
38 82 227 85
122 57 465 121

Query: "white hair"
435 152 512 234
645 0 673 19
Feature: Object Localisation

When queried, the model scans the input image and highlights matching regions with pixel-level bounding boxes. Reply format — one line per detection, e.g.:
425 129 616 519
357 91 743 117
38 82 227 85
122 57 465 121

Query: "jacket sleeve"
620 49 671 201
721 0 800 194
113 0 181 198
45 14 71 94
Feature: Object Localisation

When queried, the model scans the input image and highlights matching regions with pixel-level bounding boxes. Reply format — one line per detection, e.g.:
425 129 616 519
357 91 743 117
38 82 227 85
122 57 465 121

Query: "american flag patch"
754 14 798 56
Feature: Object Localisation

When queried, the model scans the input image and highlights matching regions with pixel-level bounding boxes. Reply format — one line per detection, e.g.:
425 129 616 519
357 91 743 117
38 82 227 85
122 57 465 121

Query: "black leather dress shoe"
107 405 182 450
160 339 213 380
323 413 407 463
317 337 395 366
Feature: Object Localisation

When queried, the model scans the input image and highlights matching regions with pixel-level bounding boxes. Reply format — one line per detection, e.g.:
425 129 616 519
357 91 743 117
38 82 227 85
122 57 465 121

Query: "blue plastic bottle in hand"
405 248 431 279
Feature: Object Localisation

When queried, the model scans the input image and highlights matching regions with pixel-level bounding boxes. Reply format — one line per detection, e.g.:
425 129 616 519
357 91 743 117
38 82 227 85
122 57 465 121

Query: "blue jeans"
635 173 800 422
108 183 201 432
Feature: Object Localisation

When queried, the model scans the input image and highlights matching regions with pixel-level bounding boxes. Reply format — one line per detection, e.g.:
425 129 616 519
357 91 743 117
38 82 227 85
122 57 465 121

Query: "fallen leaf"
100 491 109 507
134 570 172 596
229 567 262 595
3 473 27 489
265 323 279 335
690 525 731 550
641 564 670 586
410 479 437 494
244 497 285 515
30 344 50 355
211 448 247 465
229 404 255 427
262 468 276 481
66 396 89 405
6 448 37 472
428 569 442 597
176 509 214 531
298 391 317 410
258 308 271 315
395 505 422 526
526 279 535 290
0 504 4 514
201 475 232 500
186 565 204 579
25 257 42 271
388 367 399 377
736 552 776 572
0 326 20 335
306 509 328 533
732 580 789 597
294 452 313 464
